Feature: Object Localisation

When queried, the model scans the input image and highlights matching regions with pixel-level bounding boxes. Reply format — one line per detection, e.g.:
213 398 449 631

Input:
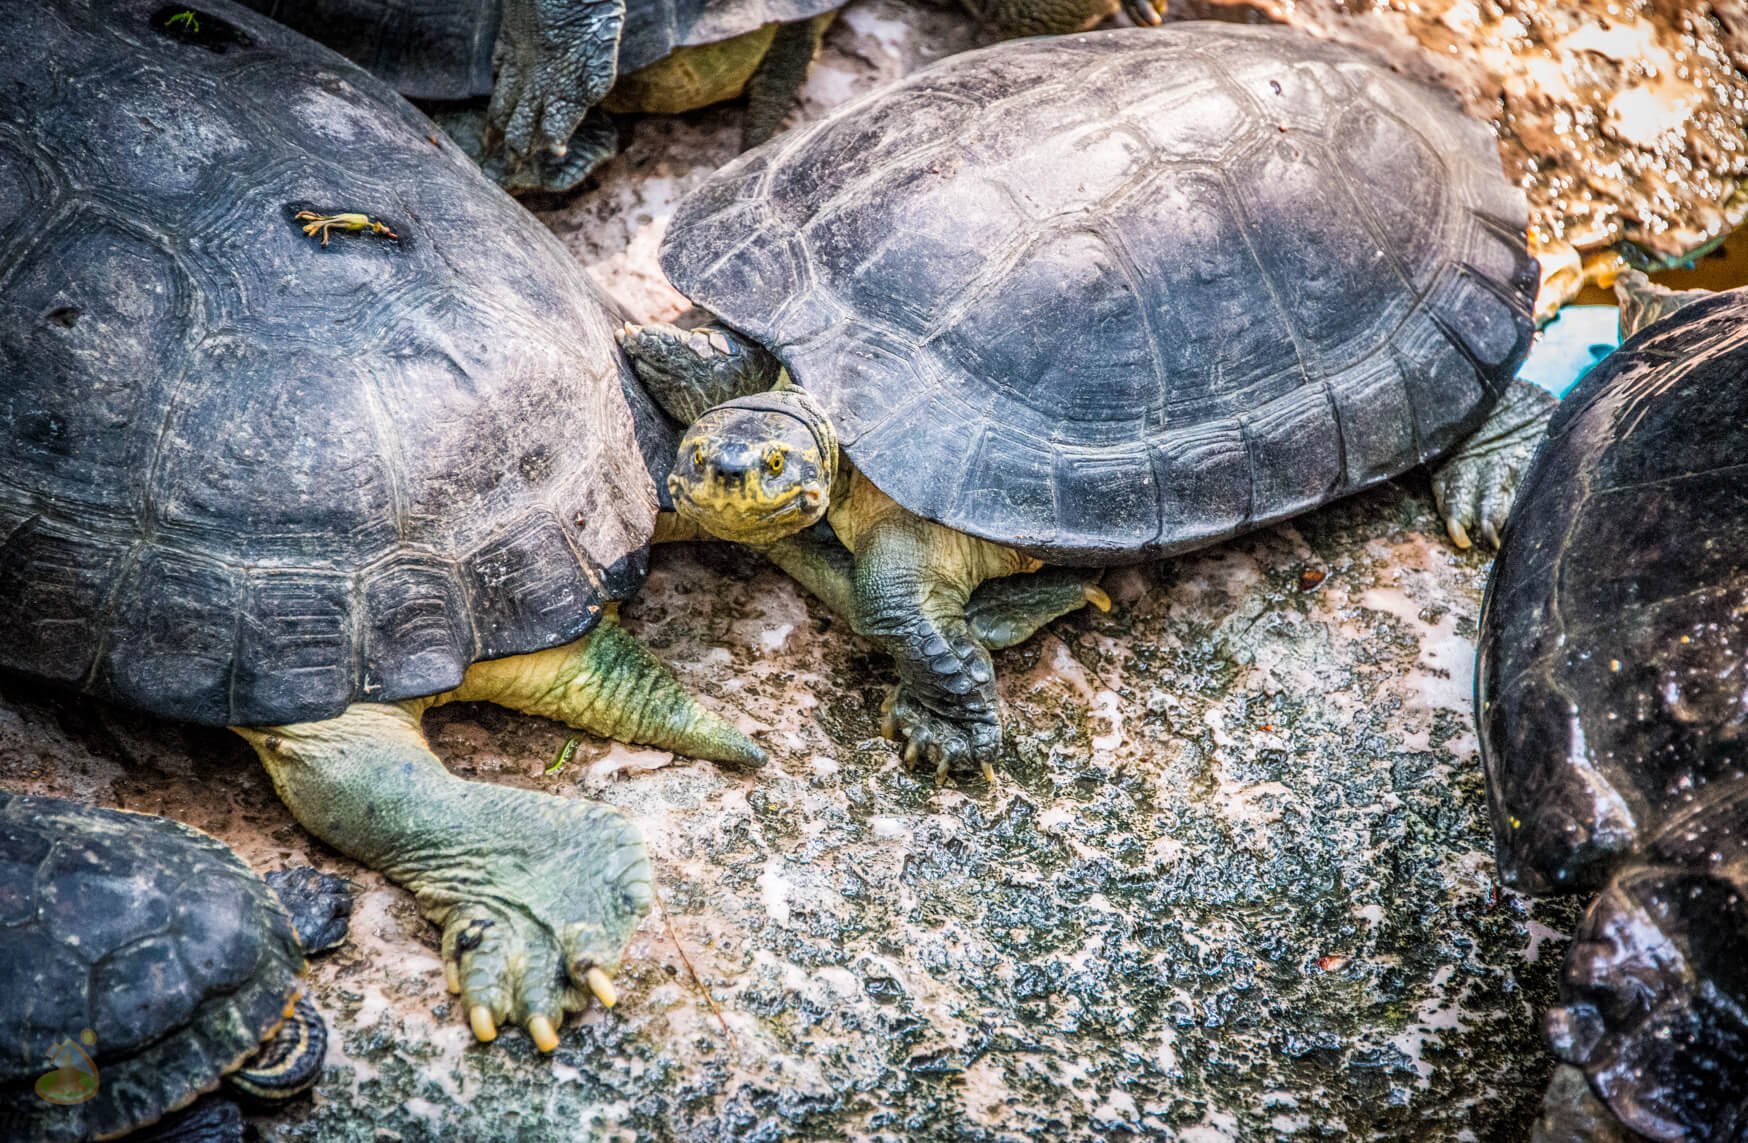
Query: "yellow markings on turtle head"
294 210 399 246
164 9 199 32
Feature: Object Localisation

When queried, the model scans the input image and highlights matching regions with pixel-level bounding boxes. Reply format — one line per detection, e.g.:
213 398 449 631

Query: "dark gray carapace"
1477 287 1748 1141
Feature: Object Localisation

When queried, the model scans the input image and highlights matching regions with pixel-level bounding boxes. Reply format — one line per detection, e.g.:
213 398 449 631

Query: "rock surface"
0 4 1585 1140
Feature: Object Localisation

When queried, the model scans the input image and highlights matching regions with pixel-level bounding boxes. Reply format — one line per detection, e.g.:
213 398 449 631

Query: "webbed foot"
1431 379 1556 549
428 792 651 1050
881 685 1001 783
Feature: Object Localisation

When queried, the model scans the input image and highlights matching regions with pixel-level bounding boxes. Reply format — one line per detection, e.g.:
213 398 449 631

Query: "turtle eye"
692 445 706 468
766 450 784 476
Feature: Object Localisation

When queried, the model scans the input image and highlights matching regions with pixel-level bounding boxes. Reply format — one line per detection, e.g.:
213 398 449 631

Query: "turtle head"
668 388 837 544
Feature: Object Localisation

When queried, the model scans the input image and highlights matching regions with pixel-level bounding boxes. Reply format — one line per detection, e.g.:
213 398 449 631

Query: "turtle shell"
0 0 663 727
661 23 1538 564
0 793 304 1142
1477 286 1748 896
235 0 498 99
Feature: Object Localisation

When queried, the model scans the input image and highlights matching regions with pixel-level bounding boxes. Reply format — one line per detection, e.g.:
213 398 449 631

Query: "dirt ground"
0 2 1632 1139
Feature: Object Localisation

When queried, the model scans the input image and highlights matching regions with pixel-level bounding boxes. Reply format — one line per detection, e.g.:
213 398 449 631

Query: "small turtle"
239 0 1169 193
1 0 762 1052
1477 276 1748 1142
624 23 1549 778
0 792 352 1143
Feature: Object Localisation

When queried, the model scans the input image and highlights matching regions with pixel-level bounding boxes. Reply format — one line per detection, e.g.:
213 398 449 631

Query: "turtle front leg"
237 703 651 1052
486 0 626 187
1430 379 1557 549
836 480 1041 781
619 320 783 424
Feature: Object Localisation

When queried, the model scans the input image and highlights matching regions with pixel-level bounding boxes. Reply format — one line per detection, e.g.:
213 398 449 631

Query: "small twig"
654 892 736 1052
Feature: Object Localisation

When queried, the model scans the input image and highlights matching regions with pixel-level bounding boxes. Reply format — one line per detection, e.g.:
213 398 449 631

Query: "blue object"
1518 305 1620 399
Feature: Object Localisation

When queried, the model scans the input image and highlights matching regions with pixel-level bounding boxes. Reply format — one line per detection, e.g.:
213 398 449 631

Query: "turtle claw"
1431 380 1556 551
883 684 1000 781
526 1014 560 1052
422 794 652 1050
585 966 618 1009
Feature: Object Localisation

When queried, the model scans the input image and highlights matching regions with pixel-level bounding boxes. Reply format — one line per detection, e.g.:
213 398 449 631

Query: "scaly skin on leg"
965 567 1110 650
487 0 626 185
619 321 785 424
442 615 766 770
1431 379 1557 549
236 703 652 1052
742 14 836 149
763 526 1105 649
831 475 1040 780
429 105 620 195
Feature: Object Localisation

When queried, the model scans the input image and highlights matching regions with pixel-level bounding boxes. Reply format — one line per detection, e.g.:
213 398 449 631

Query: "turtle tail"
556 618 769 769
452 615 768 769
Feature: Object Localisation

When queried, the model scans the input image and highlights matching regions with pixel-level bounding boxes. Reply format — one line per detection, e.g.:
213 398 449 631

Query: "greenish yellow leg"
237 703 650 1052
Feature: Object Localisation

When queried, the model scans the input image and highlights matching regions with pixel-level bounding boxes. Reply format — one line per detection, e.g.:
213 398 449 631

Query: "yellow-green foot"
239 704 653 1052
428 791 651 1049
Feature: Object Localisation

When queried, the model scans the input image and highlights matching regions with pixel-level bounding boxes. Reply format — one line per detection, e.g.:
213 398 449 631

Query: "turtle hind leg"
966 567 1109 650
741 13 834 149
227 995 327 1102
237 703 654 1052
263 867 355 954
619 320 783 424
762 528 1107 650
1431 379 1557 550
1615 269 1713 340
449 613 766 769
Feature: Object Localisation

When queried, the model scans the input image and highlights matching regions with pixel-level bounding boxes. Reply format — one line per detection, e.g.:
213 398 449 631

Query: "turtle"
1477 275 1748 1143
0 792 353 1143
620 22 1551 779
0 0 765 1053
237 0 1170 194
